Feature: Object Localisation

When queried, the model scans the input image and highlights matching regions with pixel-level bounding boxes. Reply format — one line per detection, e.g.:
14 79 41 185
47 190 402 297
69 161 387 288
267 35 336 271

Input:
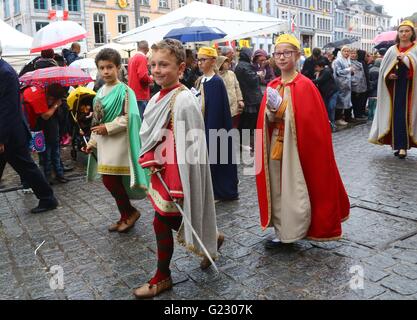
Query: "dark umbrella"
163 26 226 43
374 41 395 50
323 37 359 49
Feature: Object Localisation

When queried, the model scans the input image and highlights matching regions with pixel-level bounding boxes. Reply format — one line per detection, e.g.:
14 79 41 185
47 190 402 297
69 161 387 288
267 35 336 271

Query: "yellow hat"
275 34 301 50
398 20 415 29
198 46 218 58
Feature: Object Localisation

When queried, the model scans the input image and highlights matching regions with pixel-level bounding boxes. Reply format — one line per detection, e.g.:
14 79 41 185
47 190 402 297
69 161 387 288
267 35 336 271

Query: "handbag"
29 130 46 153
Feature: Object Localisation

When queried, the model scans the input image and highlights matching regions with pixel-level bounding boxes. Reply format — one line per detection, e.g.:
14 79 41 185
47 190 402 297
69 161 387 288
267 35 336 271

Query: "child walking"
83 48 148 233
134 39 220 299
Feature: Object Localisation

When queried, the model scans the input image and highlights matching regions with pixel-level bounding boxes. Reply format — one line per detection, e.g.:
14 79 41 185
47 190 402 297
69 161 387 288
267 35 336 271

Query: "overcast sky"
374 0 417 24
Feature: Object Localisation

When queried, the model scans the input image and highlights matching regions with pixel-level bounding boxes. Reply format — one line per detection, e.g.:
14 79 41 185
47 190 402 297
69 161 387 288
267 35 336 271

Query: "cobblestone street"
1 123 417 300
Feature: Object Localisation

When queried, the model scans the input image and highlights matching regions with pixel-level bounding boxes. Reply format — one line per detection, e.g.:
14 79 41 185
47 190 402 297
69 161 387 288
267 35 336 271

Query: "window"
140 0 149 5
51 0 64 9
68 0 80 12
94 13 106 44
34 0 46 10
15 24 22 31
179 0 186 7
3 0 10 18
139 16 150 26
35 21 49 31
118 15 128 34
13 0 20 14
159 0 168 8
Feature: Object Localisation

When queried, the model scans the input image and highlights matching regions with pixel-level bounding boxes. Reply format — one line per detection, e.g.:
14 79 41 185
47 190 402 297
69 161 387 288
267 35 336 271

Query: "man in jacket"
235 48 263 148
128 40 153 120
0 40 58 213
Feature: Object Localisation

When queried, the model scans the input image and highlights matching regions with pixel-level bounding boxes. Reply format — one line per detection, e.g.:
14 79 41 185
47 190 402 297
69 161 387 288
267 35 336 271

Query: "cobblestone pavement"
1 123 417 300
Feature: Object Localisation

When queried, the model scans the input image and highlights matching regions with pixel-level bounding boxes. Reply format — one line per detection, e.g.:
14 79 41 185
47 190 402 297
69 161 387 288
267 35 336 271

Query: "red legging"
150 212 182 285
102 175 136 222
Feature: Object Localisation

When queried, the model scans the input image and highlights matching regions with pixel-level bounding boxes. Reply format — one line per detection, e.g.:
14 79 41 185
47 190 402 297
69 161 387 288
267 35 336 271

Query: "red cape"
255 74 350 241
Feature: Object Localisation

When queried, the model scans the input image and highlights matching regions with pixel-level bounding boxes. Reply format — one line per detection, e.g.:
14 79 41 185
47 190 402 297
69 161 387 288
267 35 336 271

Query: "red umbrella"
373 31 397 44
19 66 93 87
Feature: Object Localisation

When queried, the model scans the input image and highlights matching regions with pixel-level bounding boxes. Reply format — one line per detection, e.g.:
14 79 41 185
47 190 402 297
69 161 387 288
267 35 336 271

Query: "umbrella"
374 40 395 50
323 38 358 49
163 26 227 43
373 31 397 44
69 58 98 80
19 66 92 87
31 21 87 53
67 86 96 111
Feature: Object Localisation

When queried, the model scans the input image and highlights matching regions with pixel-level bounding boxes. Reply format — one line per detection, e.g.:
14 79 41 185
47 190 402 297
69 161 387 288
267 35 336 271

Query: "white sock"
271 238 281 243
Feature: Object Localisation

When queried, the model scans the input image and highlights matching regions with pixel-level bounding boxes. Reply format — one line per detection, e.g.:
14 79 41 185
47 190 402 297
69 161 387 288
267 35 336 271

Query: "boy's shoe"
133 277 173 299
126 210 141 227
108 220 122 232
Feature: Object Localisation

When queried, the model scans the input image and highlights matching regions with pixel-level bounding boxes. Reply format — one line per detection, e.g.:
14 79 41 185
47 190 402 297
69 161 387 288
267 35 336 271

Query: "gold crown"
275 34 301 50
198 47 218 58
399 20 415 29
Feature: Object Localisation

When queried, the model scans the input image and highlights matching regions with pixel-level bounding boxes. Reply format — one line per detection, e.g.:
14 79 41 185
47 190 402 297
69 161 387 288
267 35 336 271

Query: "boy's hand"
91 124 108 136
81 146 92 154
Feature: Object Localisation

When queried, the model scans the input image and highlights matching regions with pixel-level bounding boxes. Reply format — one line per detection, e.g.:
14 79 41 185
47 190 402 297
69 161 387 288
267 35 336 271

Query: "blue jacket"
62 49 80 65
0 58 31 145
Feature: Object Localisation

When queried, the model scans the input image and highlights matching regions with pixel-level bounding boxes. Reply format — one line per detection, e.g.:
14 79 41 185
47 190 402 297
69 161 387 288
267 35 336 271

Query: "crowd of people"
0 19 416 299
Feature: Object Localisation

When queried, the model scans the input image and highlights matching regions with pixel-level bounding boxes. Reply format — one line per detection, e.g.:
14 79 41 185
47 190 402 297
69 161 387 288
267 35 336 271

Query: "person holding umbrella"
0 40 58 213
83 48 149 233
369 20 417 159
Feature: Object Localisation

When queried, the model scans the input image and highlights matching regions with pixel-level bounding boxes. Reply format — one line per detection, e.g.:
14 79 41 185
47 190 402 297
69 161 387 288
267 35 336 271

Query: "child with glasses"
255 34 350 249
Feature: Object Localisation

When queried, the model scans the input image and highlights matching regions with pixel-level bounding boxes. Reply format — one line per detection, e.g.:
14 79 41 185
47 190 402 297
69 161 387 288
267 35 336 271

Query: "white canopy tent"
0 19 35 72
87 42 137 59
0 19 33 56
114 1 288 45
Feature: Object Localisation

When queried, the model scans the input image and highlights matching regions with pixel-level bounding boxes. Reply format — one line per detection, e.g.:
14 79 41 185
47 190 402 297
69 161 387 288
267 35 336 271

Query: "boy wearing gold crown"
195 47 239 202
255 34 350 248
369 20 417 159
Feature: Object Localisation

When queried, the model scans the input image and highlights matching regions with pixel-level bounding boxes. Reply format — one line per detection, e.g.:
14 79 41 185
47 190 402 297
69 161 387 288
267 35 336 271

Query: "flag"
291 15 297 33
48 10 69 21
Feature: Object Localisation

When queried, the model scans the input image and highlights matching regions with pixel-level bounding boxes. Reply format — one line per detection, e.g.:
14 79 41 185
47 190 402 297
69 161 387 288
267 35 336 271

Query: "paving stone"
2 124 417 300
392 263 417 280
380 275 417 296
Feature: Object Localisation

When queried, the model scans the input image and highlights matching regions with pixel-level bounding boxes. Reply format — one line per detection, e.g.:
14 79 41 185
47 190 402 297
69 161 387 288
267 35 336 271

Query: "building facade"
1 0 85 37
334 0 390 52
1 0 392 53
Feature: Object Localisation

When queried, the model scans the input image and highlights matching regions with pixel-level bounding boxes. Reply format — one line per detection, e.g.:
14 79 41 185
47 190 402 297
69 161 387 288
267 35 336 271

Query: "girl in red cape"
255 34 350 248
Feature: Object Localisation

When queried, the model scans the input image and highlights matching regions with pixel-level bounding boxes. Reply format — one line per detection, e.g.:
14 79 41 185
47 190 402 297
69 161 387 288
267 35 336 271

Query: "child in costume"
134 39 222 299
83 48 148 233
195 47 239 202
369 20 417 159
255 34 350 249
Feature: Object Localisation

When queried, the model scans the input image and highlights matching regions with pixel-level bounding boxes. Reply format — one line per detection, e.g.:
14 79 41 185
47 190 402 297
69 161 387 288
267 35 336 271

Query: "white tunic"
88 83 130 175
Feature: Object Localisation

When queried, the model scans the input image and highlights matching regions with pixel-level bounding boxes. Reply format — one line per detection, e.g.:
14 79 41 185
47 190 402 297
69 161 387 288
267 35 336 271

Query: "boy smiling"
135 39 219 299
